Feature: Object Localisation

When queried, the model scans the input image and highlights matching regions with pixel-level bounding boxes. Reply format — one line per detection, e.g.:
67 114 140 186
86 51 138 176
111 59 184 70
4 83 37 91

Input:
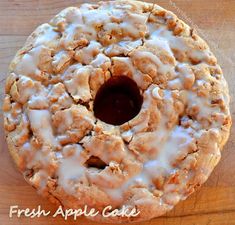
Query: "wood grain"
0 0 235 225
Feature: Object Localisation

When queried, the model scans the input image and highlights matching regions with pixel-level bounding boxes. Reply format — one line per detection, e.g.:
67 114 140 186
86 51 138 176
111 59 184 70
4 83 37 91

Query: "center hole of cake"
93 76 143 126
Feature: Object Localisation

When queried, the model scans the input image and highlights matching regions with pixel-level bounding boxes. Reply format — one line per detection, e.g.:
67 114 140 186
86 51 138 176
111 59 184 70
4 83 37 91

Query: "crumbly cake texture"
3 0 231 223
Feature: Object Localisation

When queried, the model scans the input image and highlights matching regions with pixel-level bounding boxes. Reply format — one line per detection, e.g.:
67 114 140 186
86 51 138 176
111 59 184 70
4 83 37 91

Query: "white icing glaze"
75 41 102 64
152 86 162 100
57 144 85 193
134 50 174 75
83 8 111 25
28 109 58 147
104 125 193 201
150 25 211 63
144 126 193 174
63 66 92 102
121 130 133 142
15 46 41 76
91 53 110 68
187 92 220 121
119 39 142 51
151 28 188 51
104 171 151 204
147 37 174 58
34 24 59 47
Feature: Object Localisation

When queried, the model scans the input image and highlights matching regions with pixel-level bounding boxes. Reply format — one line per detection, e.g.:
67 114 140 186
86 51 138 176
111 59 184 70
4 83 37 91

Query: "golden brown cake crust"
3 0 231 223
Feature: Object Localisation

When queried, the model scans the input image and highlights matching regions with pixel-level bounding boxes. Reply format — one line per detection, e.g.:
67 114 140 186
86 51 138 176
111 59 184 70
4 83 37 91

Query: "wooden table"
0 0 234 224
